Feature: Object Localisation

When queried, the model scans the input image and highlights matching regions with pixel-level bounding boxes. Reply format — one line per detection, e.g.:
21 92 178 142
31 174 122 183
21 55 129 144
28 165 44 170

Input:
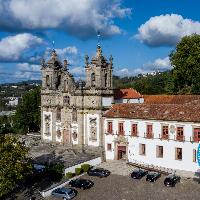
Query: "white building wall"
104 118 200 173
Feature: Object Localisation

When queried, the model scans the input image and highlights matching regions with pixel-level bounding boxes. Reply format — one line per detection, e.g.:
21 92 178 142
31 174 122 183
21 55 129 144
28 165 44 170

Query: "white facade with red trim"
104 118 200 173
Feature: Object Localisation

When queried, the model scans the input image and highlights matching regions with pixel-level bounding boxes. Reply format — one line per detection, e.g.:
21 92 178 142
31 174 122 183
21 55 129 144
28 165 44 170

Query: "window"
46 75 50 87
72 108 77 122
64 80 67 92
56 75 61 89
91 73 95 87
156 146 163 158
139 144 146 155
107 122 113 134
131 124 137 136
107 144 112 151
175 148 182 160
176 127 184 141
105 73 107 87
146 124 153 138
193 149 197 162
118 123 124 135
162 126 169 139
193 128 200 142
63 96 70 104
56 108 61 121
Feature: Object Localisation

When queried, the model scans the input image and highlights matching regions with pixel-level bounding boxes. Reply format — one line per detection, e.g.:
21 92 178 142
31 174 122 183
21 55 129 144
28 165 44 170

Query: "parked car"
164 175 181 187
131 169 148 179
69 178 94 189
87 168 111 178
146 171 161 182
51 187 77 200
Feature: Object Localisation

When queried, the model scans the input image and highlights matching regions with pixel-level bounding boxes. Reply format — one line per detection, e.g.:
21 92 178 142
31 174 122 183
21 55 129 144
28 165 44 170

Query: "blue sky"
0 0 200 83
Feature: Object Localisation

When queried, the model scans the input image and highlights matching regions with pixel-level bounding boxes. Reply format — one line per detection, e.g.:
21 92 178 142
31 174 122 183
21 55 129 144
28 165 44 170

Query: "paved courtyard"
47 160 200 200
6 160 200 200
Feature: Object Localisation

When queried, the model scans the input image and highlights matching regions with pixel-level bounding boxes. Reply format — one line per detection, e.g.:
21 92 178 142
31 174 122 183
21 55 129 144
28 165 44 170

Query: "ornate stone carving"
114 135 128 144
72 130 78 141
89 117 97 141
44 114 51 136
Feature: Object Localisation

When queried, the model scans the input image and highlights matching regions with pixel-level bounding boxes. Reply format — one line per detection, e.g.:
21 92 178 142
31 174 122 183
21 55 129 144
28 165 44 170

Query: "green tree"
13 87 41 134
170 34 200 94
0 135 32 197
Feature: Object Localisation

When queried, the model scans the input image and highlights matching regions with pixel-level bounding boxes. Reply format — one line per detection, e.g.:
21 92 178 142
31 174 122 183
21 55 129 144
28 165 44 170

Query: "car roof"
55 187 72 193
148 171 159 175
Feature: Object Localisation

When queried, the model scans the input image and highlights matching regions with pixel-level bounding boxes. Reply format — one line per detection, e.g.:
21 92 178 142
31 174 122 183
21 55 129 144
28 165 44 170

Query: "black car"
164 175 181 187
131 169 148 179
87 168 111 178
69 178 94 189
146 171 161 182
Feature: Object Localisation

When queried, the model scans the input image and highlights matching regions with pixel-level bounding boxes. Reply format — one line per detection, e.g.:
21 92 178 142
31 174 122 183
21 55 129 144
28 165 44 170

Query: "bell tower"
85 45 113 90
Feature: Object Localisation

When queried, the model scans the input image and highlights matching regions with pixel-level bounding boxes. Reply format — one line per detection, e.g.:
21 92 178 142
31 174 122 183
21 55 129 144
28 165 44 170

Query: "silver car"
51 187 77 200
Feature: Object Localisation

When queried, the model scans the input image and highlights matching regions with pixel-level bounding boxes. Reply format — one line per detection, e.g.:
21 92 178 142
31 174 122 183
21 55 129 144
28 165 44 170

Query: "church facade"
40 45 114 154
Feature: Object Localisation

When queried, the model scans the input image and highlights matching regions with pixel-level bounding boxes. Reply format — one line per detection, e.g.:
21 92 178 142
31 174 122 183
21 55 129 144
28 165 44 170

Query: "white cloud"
0 33 43 62
17 63 40 72
69 67 85 77
135 14 200 46
143 57 172 71
115 57 171 77
0 0 131 39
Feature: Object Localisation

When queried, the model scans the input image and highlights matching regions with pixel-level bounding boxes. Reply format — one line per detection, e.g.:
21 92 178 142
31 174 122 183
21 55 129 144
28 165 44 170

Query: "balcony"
131 132 138 137
118 131 125 136
145 132 153 139
176 135 185 142
105 129 113 135
160 134 169 140
190 136 200 143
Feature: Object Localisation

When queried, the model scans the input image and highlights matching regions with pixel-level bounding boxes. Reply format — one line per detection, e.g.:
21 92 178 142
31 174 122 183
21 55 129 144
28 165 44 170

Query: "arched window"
56 107 61 121
91 72 95 87
105 73 107 87
63 96 70 104
46 75 50 87
56 75 61 89
72 108 77 122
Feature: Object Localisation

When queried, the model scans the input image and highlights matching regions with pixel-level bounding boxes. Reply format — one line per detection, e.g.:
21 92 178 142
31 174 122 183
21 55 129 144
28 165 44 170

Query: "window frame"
139 143 146 156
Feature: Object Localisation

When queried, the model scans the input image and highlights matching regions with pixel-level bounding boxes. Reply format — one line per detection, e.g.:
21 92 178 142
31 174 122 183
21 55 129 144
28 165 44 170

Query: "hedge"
81 164 91 172
75 168 83 175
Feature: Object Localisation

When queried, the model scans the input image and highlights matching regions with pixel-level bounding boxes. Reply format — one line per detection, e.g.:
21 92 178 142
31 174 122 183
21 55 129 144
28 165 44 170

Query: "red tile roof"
104 103 200 122
114 88 142 99
143 95 200 105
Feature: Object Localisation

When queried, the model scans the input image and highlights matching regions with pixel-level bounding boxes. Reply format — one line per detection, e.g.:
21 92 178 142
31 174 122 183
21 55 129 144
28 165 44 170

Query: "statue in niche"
72 130 78 141
89 118 97 141
57 129 61 138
